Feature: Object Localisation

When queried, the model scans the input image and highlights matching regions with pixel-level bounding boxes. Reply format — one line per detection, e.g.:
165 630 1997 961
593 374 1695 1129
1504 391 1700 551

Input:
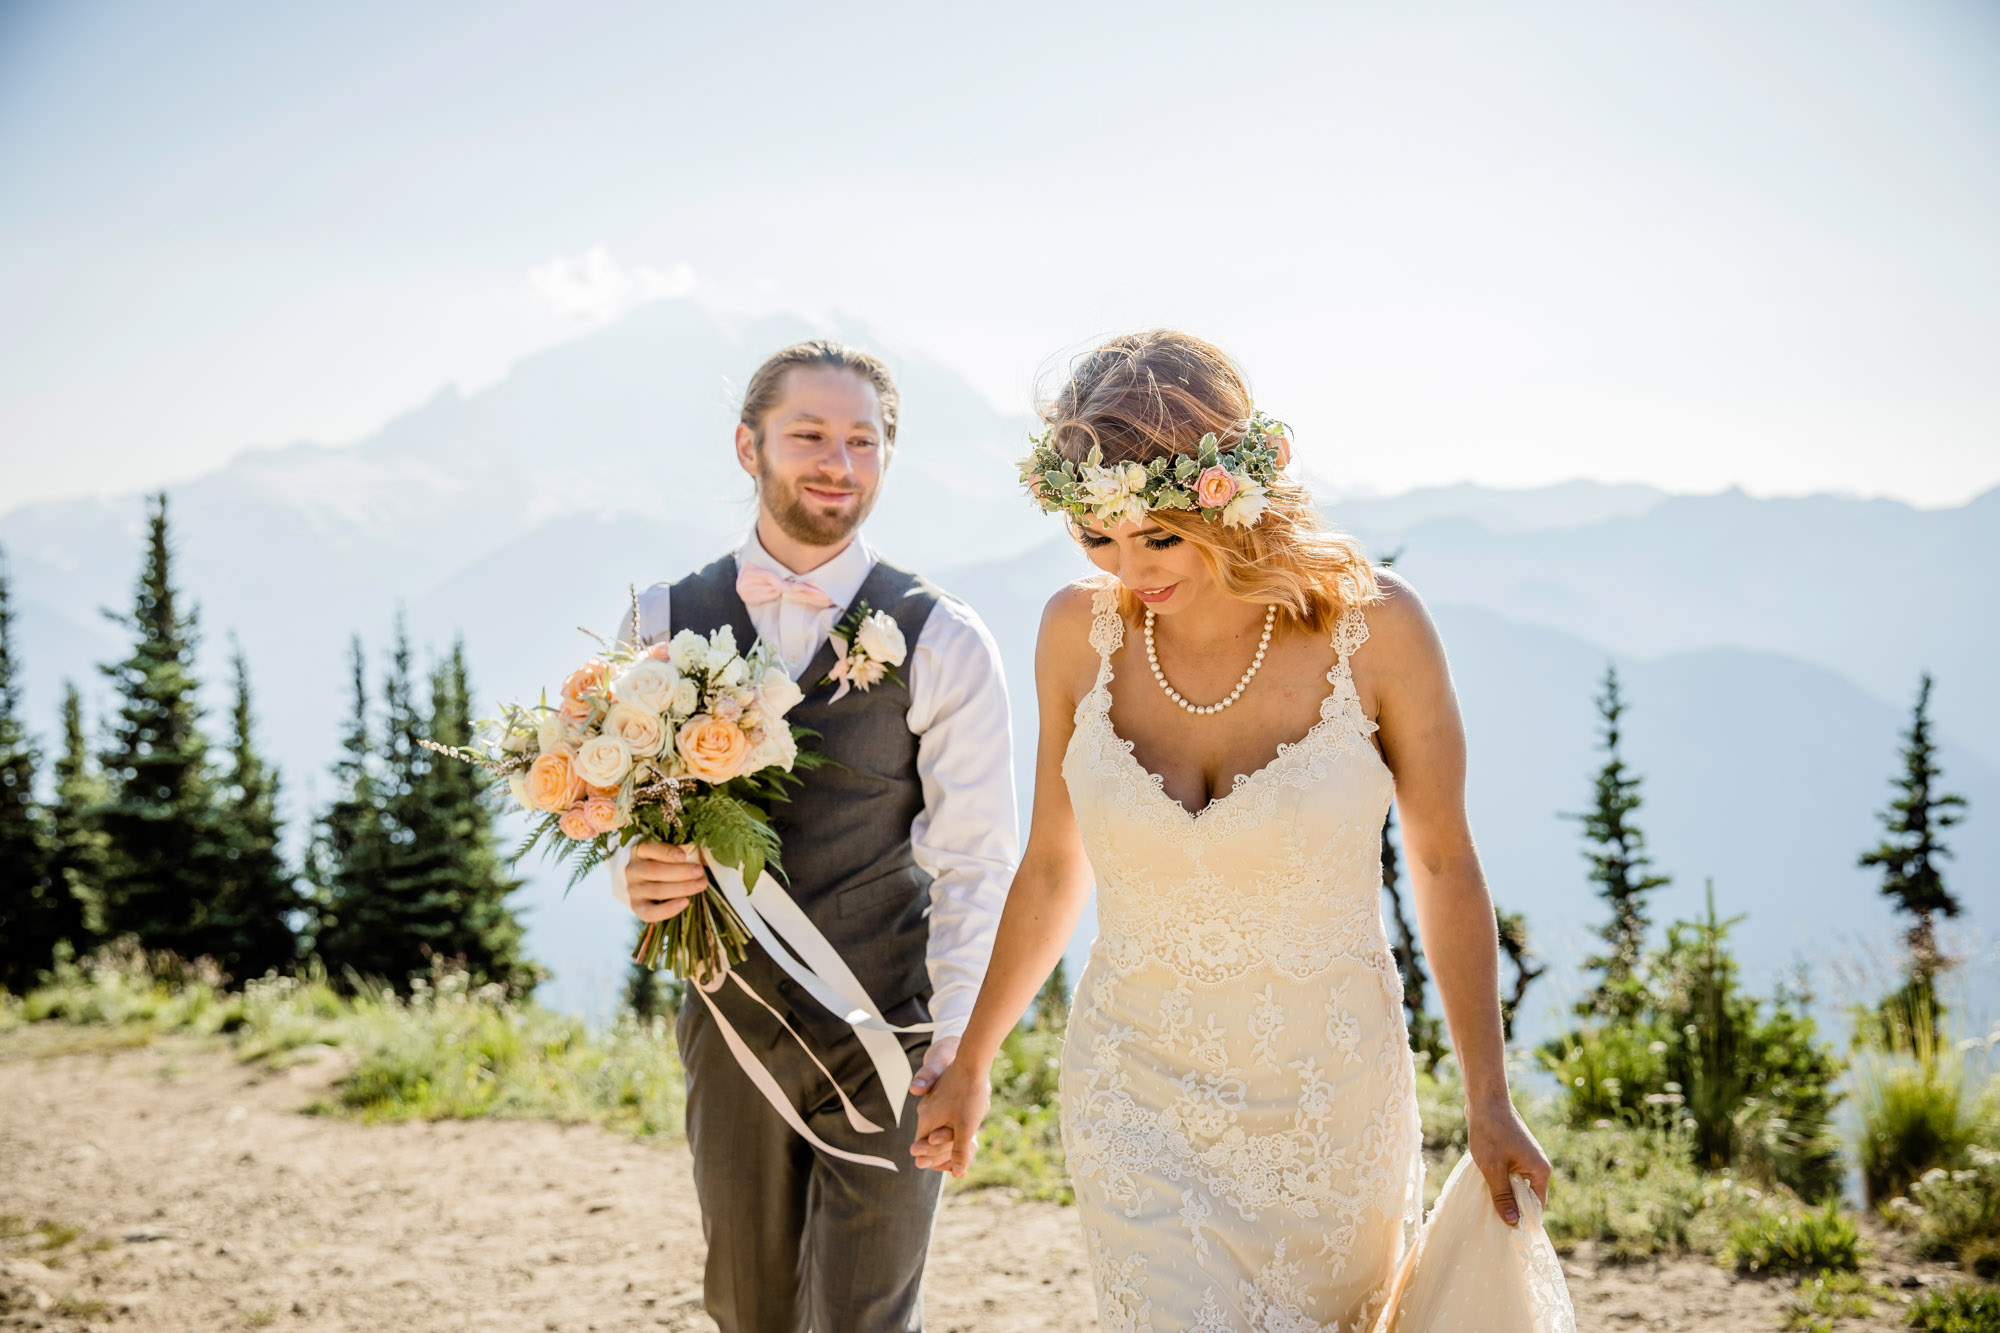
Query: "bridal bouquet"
426 608 820 981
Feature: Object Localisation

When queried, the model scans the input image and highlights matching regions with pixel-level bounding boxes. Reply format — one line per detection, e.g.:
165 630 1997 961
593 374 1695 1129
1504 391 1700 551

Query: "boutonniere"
821 602 908 703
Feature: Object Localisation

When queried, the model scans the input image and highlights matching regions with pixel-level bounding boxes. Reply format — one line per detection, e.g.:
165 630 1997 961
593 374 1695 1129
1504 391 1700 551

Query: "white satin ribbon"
701 852 936 1128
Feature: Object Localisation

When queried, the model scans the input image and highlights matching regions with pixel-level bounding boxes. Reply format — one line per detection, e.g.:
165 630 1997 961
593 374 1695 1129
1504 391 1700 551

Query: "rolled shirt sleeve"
905 594 1020 1037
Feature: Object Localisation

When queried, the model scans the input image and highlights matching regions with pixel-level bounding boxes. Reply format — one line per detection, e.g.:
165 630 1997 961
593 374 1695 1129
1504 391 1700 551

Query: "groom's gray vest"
666 553 944 1045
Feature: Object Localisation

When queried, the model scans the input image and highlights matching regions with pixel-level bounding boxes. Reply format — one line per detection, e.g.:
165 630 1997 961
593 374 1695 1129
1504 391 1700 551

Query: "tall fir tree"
1859 672 1967 1026
47 683 109 946
309 636 390 976
96 493 225 961
207 642 300 978
1569 665 1670 1019
0 547 73 992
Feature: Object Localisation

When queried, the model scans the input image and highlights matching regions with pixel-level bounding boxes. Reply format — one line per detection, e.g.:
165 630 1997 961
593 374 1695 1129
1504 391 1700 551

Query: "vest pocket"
834 863 930 918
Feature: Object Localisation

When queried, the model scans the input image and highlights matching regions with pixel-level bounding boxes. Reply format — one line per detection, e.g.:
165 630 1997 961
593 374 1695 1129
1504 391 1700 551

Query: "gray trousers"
677 987 942 1333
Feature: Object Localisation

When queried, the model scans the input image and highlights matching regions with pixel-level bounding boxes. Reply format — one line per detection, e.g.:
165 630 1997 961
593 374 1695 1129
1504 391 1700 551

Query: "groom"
612 340 1017 1332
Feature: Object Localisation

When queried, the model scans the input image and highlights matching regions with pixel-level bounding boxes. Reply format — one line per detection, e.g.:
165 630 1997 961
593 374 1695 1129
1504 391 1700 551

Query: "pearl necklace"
1145 604 1276 716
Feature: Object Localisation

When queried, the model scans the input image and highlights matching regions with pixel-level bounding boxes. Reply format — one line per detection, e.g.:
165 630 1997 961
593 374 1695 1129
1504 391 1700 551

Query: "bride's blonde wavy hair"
1039 330 1378 634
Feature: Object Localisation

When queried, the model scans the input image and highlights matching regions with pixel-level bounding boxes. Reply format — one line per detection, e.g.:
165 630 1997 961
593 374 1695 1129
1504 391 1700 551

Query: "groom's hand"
624 843 710 922
909 1035 960 1096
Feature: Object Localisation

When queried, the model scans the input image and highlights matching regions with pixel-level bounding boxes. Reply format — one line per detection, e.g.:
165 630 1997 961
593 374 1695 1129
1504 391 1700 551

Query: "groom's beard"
756 457 880 548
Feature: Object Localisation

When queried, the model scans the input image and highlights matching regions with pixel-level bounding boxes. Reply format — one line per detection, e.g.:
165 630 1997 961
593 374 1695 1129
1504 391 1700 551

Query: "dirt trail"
0 1035 1966 1332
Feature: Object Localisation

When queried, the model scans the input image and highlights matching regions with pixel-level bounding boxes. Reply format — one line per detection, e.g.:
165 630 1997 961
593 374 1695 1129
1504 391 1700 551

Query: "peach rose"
676 714 752 784
1267 434 1292 468
557 804 595 840
557 696 595 728
645 642 675 661
525 750 583 812
1194 465 1238 509
562 658 612 704
582 796 626 834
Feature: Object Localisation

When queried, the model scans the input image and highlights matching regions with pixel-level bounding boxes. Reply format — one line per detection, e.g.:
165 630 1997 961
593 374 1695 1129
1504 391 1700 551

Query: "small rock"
122 1231 170 1244
1901 1274 1922 1288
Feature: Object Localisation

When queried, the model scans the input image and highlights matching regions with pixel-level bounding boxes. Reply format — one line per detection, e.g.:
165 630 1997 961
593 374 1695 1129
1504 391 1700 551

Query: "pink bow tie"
736 564 836 610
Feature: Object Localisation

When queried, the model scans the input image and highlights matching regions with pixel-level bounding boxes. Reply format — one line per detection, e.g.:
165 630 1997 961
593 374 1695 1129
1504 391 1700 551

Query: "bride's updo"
1039 330 1378 633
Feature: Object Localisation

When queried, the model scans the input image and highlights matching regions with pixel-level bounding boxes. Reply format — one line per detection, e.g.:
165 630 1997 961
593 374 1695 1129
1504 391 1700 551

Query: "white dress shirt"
614 530 1018 1038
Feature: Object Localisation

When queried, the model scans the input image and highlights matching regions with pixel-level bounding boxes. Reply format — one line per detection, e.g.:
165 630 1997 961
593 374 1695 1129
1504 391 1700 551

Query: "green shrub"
1855 1048 1979 1205
1908 1285 2000 1333
1536 1114 1768 1259
1726 1202 1861 1275
1889 1143 2000 1279
1783 1269 1881 1328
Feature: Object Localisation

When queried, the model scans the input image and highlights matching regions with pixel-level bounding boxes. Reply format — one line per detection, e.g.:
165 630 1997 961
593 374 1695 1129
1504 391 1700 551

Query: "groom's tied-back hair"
740 340 901 447
1041 329 1378 634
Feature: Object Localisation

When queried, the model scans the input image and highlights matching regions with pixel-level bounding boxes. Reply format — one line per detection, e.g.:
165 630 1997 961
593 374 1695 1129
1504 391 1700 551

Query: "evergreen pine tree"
47 683 109 946
95 494 226 961
309 636 391 979
0 548 72 992
1379 806 1448 1059
1859 672 1967 1027
1569 664 1670 1018
1494 906 1545 1042
207 641 300 978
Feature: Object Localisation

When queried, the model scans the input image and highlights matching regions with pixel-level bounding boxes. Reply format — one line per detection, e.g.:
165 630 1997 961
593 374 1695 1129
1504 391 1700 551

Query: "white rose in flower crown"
1221 478 1269 529
756 667 804 719
666 676 700 718
603 702 667 757
611 659 680 715
667 629 709 673
855 611 907 666
571 734 634 788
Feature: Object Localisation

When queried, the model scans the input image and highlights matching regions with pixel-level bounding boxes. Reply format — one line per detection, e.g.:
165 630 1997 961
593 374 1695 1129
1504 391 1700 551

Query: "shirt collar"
737 528 876 611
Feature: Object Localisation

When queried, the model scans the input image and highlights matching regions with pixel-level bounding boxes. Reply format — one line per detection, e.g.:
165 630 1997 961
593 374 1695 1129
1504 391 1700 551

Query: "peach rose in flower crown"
558 804 595 841
676 714 752 783
1267 434 1292 468
525 750 583 812
1195 465 1239 509
582 795 627 834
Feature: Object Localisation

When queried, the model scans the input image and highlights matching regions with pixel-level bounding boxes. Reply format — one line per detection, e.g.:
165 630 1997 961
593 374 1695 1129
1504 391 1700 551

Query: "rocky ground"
0 1033 1974 1332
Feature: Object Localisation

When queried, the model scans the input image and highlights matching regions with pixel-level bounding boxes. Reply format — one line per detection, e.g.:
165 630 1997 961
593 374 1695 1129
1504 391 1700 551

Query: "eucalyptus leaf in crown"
1018 408 1294 529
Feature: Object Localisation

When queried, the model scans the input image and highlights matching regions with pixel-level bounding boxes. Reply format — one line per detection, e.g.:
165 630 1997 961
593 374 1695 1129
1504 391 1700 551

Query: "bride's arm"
911 585 1101 1176
1366 570 1553 1225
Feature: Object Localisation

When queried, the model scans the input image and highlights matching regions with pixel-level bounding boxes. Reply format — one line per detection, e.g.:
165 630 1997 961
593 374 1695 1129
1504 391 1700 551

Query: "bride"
914 331 1572 1332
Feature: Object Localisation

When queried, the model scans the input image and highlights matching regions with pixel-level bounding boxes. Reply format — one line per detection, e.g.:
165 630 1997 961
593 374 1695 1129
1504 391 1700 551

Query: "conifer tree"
1569 665 1670 1018
207 642 300 978
95 494 225 960
1859 672 1967 1025
1494 906 1545 1042
1380 807 1448 1059
47 683 108 947
624 948 678 1019
312 636 395 982
0 549 72 992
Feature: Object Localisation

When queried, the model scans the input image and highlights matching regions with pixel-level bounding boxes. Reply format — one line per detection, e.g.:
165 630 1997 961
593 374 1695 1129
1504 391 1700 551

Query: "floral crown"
1018 409 1292 530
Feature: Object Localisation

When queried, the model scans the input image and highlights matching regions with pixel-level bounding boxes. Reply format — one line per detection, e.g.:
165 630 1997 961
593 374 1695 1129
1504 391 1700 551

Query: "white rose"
1221 479 1269 529
536 710 568 753
1120 461 1147 490
855 611 907 666
756 667 805 719
507 773 534 810
1079 467 1128 507
667 677 700 718
603 702 666 758
716 653 748 688
571 734 633 788
611 659 680 715
744 723 799 774
706 625 737 661
667 629 708 673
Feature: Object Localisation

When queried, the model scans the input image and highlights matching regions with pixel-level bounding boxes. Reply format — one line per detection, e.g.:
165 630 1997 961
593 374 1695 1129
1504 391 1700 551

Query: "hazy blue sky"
2 1 1996 509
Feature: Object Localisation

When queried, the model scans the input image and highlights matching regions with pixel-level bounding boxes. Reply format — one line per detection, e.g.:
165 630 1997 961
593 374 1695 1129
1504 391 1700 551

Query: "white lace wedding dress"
1058 587 1573 1333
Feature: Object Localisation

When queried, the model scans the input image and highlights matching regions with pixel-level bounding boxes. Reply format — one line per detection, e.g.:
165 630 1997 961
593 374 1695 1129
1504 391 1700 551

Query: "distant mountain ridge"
2 299 1992 1021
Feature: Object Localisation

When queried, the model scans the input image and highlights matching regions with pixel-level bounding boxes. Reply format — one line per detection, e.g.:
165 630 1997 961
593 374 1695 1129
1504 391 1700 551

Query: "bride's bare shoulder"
1037 579 1115 673
1353 568 1447 668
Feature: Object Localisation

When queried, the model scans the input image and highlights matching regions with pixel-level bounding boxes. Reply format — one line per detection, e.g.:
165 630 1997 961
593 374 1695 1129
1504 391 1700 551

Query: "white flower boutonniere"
822 602 907 703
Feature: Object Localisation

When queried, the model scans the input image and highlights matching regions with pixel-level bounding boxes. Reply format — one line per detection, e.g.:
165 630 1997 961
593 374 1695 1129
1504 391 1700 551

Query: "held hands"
621 843 710 923
910 1041 988 1177
1467 1093 1553 1227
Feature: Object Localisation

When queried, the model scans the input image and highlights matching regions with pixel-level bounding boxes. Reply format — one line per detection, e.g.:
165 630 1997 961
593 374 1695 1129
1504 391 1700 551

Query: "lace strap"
1331 600 1371 668
1085 585 1123 699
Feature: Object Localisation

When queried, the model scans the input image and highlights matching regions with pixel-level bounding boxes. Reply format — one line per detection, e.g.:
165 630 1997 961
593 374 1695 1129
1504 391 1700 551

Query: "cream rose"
611 659 680 716
603 702 666 757
1221 478 1269 529
525 750 582 812
744 723 799 774
676 714 752 784
706 625 737 661
535 709 569 754
571 734 634 788
666 677 699 718
667 629 709 673
756 667 804 720
582 796 627 834
855 610 907 666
